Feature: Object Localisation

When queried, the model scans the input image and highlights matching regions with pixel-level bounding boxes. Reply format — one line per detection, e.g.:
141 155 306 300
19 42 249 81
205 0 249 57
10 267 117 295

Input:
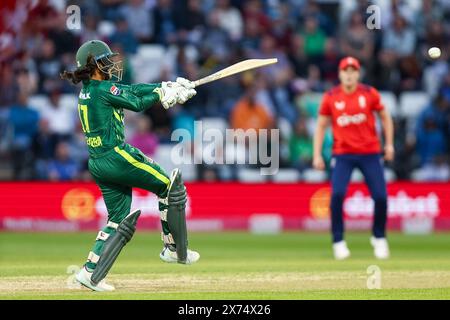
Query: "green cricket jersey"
77 79 162 158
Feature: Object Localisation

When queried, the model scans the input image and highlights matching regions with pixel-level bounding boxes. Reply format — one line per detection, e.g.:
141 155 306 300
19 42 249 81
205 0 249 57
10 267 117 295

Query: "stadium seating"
277 117 293 141
350 169 364 182
152 143 198 182
272 169 301 183
28 95 49 113
399 91 430 119
384 168 397 182
349 168 396 183
199 117 228 134
379 91 398 117
237 168 268 183
130 44 166 83
60 94 78 111
302 168 327 182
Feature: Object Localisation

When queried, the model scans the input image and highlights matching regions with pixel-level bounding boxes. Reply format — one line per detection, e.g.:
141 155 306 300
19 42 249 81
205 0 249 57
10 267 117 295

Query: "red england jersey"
319 84 384 155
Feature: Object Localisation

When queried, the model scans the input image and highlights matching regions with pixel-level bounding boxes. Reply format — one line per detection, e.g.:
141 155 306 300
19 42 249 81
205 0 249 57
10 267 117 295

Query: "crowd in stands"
0 0 449 182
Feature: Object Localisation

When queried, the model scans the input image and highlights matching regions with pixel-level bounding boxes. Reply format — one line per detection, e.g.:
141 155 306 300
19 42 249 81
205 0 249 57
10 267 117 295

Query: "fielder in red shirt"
313 56 394 260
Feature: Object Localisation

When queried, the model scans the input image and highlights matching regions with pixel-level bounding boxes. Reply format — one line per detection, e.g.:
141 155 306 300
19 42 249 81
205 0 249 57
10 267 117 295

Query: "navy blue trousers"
330 154 388 243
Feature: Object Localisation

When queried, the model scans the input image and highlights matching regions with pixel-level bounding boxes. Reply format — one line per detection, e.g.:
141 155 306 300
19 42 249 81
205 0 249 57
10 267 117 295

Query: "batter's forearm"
109 83 162 112
138 92 161 111
130 83 162 97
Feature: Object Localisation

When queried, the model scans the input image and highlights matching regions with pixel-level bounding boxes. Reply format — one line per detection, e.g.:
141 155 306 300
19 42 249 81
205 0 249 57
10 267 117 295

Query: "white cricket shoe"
371 237 390 259
160 246 200 265
333 240 351 260
75 266 115 292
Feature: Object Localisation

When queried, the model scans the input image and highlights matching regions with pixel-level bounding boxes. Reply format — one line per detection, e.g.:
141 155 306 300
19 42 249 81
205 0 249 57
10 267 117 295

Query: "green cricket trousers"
88 143 170 224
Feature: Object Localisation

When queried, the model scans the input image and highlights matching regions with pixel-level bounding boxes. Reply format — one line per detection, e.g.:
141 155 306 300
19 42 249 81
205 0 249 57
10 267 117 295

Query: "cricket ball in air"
428 47 441 59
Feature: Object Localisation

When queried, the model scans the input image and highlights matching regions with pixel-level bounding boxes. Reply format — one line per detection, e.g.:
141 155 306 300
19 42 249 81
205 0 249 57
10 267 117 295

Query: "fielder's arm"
378 109 394 161
313 115 331 170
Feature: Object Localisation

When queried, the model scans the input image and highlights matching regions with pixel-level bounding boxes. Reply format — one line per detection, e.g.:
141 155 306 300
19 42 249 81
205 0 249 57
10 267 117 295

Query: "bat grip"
192 79 202 88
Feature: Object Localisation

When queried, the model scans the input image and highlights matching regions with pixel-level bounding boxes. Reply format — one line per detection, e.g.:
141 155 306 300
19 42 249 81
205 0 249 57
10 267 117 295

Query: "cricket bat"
192 58 278 88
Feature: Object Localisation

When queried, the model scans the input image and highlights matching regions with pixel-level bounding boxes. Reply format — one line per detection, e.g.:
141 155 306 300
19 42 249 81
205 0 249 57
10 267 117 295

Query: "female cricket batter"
313 56 394 260
61 40 199 291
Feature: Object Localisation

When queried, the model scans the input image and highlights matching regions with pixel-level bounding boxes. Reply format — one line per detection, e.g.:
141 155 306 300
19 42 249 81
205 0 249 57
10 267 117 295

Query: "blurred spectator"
230 83 274 132
270 2 294 50
254 35 292 86
99 0 126 21
35 39 62 93
415 98 448 166
380 0 418 29
299 15 327 62
32 119 58 179
240 18 262 53
339 11 374 68
376 14 419 91
202 11 232 60
176 0 206 38
26 0 59 34
423 20 447 58
13 50 39 94
0 64 20 108
46 142 80 181
8 93 40 180
242 0 271 34
213 0 244 41
47 14 78 56
39 90 76 141
320 38 340 85
109 16 139 54
416 0 445 38
289 118 313 172
305 65 325 92
144 103 172 143
80 14 104 44
119 0 154 43
381 14 416 57
67 124 90 181
128 117 159 157
300 0 335 36
253 35 296 121
152 0 178 45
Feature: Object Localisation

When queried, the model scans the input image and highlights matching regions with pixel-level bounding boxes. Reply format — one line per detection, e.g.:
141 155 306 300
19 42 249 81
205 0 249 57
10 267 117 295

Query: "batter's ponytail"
60 54 97 84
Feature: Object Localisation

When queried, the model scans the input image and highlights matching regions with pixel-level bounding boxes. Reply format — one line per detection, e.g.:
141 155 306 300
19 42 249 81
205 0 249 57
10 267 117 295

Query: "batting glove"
175 77 197 104
176 77 195 89
160 81 179 109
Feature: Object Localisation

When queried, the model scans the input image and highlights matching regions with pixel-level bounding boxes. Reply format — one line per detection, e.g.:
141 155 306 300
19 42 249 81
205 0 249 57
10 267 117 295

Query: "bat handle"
192 80 201 88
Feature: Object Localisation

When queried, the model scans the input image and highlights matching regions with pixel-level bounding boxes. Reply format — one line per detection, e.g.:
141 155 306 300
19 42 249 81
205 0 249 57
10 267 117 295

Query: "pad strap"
87 251 100 264
107 221 119 229
159 198 168 221
96 231 110 241
161 232 175 245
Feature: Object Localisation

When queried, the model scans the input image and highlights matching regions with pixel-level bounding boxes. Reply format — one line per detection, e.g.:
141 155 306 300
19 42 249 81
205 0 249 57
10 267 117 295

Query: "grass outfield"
1 231 450 299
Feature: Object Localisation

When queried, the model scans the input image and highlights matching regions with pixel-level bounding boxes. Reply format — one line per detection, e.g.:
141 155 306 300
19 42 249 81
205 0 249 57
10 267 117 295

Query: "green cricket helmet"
76 40 123 82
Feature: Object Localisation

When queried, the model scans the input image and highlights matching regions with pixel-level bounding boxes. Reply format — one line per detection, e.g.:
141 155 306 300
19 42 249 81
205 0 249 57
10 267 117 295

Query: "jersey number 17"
78 104 90 133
